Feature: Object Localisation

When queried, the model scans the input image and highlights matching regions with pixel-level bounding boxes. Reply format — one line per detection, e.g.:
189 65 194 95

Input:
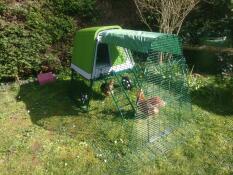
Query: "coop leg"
71 69 75 81
70 70 75 100
86 80 94 110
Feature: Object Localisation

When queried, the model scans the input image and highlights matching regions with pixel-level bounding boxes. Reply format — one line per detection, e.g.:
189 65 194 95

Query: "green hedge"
0 25 51 79
0 0 96 81
47 0 96 19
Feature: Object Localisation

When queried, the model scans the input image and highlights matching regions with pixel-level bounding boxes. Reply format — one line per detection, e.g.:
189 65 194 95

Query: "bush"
182 0 233 44
0 0 98 81
217 53 233 76
47 0 97 20
0 25 51 80
26 8 75 43
0 1 78 81
0 3 6 15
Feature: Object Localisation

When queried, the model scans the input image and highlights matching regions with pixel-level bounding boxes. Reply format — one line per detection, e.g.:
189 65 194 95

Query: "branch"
134 0 153 31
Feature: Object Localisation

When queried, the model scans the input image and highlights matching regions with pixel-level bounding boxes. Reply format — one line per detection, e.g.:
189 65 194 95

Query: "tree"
134 0 200 34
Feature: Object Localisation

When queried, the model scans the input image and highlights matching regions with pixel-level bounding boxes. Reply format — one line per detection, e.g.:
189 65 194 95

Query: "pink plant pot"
37 72 56 85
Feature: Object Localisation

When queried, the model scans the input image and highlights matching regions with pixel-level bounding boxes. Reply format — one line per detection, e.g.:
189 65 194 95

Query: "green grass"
0 75 232 175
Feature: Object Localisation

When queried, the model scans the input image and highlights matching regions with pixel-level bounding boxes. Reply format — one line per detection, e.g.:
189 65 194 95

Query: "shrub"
0 0 98 82
26 8 75 43
47 0 97 19
0 25 52 80
217 53 233 76
0 3 76 81
182 0 232 44
0 3 6 15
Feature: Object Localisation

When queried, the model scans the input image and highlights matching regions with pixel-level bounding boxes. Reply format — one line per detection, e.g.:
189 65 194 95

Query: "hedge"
0 0 96 81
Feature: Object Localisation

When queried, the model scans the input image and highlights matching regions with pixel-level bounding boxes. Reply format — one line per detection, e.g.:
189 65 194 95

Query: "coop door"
96 43 111 66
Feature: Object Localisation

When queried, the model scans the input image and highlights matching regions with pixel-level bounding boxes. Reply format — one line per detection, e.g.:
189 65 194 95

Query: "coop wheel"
121 76 132 90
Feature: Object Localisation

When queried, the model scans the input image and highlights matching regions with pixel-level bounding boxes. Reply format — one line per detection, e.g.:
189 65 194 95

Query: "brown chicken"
136 89 166 116
100 80 114 96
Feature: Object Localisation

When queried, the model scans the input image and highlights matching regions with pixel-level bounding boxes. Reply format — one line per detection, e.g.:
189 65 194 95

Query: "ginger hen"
100 80 114 96
136 89 166 116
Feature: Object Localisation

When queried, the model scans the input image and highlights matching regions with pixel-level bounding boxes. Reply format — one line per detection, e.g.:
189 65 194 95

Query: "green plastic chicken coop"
70 26 192 173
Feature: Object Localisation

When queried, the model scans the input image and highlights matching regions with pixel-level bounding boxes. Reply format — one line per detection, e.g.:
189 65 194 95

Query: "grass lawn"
0 75 232 175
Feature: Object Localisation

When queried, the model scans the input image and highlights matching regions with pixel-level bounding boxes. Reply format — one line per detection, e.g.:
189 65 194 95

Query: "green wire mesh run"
130 51 192 149
70 37 192 174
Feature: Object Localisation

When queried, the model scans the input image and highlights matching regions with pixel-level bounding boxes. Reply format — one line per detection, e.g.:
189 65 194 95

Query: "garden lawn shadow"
16 79 140 173
16 80 122 134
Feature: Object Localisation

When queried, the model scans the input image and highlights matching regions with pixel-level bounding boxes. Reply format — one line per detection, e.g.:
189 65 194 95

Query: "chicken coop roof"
100 29 183 55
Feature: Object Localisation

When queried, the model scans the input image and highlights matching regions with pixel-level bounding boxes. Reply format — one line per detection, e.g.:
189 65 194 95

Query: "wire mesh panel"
130 49 192 150
92 50 191 173
71 34 192 174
